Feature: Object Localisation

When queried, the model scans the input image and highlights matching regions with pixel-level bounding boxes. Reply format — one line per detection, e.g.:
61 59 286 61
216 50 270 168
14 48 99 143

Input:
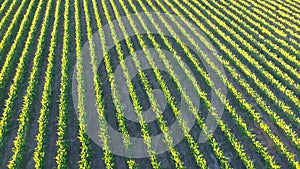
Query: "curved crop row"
192 0 300 135
0 0 30 62
246 1 300 49
5 0 53 168
240 0 300 53
246 0 300 32
0 0 12 15
140 0 260 168
155 0 297 165
271 0 300 21
97 1 143 168
185 0 300 150
284 0 300 9
33 0 61 168
157 0 283 167
127 0 237 168
88 0 119 168
168 0 300 167
80 0 121 168
0 0 35 94
227 0 300 56
116 2 188 168
99 0 163 168
74 0 92 167
0 0 43 149
55 0 70 167
156 0 283 168
207 0 300 92
0 0 19 32
99 0 134 159
116 0 210 168
238 0 300 44
211 1 300 84
278 0 300 9
129 0 216 168
0 0 298 168
184 0 300 144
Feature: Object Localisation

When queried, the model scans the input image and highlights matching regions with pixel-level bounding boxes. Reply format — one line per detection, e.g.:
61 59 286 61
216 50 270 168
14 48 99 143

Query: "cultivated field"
0 0 299 168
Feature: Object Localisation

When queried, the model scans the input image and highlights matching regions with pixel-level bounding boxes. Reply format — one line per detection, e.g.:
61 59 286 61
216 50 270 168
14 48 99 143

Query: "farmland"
0 0 299 168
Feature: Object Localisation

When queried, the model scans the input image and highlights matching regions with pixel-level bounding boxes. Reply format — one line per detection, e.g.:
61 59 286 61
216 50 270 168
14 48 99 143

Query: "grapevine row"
283 0 300 9
0 0 11 15
88 0 118 168
218 0 300 70
159 0 280 167
116 0 209 168
161 0 297 164
240 0 300 52
5 0 52 167
0 0 35 93
129 0 236 168
74 0 92 167
0 0 42 149
271 0 300 20
142 0 260 168
33 0 62 167
184 0 300 151
55 0 70 167
194 0 300 132
0 0 30 62
245 0 300 47
168 0 300 167
0 0 19 31
247 0 300 32
187 0 300 140
228 0 300 55
208 0 300 92
101 0 164 168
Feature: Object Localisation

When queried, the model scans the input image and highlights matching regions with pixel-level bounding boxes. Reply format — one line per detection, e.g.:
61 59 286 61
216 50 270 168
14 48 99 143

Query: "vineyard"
0 0 299 168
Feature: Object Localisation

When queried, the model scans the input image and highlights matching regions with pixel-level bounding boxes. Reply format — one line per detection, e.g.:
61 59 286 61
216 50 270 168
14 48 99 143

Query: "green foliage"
0 0 39 148
0 0 19 32
5 0 53 168
32 0 61 167
169 0 299 167
0 0 299 168
74 0 92 168
55 0 70 168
